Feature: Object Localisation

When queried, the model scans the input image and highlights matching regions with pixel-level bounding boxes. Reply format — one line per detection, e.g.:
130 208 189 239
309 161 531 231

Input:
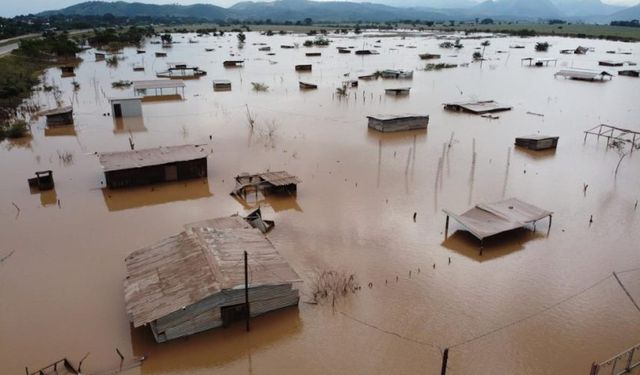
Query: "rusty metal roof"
99 144 209 172
123 216 300 327
259 171 301 186
444 198 552 240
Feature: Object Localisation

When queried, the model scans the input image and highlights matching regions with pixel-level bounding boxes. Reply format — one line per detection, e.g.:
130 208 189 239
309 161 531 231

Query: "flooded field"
1 30 640 375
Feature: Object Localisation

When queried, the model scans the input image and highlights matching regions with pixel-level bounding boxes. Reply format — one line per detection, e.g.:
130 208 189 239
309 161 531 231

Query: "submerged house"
444 198 553 252
99 144 209 188
367 114 429 132
123 215 300 343
59 66 75 77
223 60 244 67
133 80 185 98
554 69 613 81
443 100 512 115
295 64 312 72
110 97 142 118
619 70 640 77
41 106 73 126
385 87 411 96
156 63 206 79
231 171 301 199
515 135 559 150
213 80 232 91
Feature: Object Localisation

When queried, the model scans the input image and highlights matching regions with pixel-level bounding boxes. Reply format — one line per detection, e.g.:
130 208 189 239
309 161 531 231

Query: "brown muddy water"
1 30 640 375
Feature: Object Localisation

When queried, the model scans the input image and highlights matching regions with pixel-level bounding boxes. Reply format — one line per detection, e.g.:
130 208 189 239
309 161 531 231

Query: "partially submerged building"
619 70 640 77
599 60 624 67
521 57 557 67
213 80 232 91
223 60 244 67
99 144 209 188
444 198 553 252
41 106 73 126
123 215 300 343
156 63 206 79
295 64 312 72
515 135 559 150
444 100 512 115
367 114 429 132
59 66 75 77
554 69 613 81
133 80 185 98
385 87 411 96
231 171 301 199
110 97 143 118
27 170 54 191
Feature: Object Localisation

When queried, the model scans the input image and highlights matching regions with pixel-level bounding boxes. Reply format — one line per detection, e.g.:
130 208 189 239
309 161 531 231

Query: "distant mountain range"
38 0 640 22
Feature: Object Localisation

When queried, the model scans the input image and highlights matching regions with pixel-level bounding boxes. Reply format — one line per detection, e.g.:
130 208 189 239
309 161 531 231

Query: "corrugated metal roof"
444 100 512 114
444 198 552 240
99 144 209 172
132 80 186 90
554 69 612 80
40 106 73 117
367 114 428 121
259 171 301 186
123 216 300 327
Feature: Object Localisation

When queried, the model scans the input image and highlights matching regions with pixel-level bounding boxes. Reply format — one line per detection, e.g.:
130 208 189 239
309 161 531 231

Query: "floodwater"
1 30 640 375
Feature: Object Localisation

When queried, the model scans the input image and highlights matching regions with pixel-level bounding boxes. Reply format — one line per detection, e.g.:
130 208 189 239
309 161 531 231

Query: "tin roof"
444 198 552 240
123 216 300 327
132 80 186 90
99 144 209 172
40 106 73 117
367 114 428 121
259 171 301 186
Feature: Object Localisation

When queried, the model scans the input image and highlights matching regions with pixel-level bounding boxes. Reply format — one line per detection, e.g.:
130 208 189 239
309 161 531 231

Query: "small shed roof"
123 215 300 327
259 171 301 186
99 144 209 172
444 198 552 240
367 114 428 121
40 106 73 117
515 134 558 141
213 79 231 85
132 80 186 90
444 100 512 114
554 69 612 80
109 97 142 102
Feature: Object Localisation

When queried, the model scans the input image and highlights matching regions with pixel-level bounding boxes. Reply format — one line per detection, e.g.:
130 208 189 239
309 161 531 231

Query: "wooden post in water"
589 362 599 375
440 348 449 375
445 215 450 239
244 250 250 332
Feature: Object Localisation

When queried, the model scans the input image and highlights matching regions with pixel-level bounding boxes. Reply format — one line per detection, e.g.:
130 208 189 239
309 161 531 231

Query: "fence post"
440 348 449 375
626 348 635 371
589 362 599 375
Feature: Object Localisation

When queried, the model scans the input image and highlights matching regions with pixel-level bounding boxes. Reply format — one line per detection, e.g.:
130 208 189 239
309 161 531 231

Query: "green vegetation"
88 26 154 49
535 42 550 52
433 23 640 42
237 32 246 43
251 82 269 92
0 55 43 120
303 36 330 47
112 80 133 88
0 119 29 139
16 33 80 59
473 51 483 60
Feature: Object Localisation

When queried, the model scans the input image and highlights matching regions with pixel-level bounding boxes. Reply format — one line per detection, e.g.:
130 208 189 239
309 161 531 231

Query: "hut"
299 81 318 89
306 52 321 57
443 198 553 252
514 135 559 150
443 100 512 115
259 46 271 51
95 52 106 61
59 66 75 77
133 65 144 72
619 70 640 77
355 49 378 55
110 97 143 118
123 215 300 343
521 58 558 67
295 64 312 72
156 63 206 79
99 144 209 188
27 170 54 191
599 60 624 67
560 49 574 54
213 80 232 91
133 80 185 98
155 52 167 58
358 73 377 80
575 46 589 54
338 48 351 54
381 70 413 79
223 60 244 67
419 53 440 60
41 106 73 126
367 114 429 132
137 49 146 54
385 87 411 96
281 45 295 49
231 171 301 198
554 69 613 81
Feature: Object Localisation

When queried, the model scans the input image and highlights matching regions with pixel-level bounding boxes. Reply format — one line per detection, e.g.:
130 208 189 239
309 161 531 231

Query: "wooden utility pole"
440 348 449 375
244 251 250 332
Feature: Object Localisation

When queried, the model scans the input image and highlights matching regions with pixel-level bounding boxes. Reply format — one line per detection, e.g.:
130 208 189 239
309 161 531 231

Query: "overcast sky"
3 0 639 18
